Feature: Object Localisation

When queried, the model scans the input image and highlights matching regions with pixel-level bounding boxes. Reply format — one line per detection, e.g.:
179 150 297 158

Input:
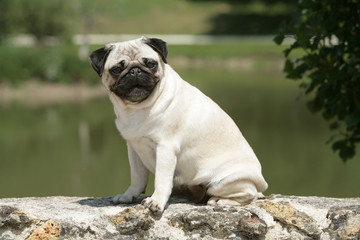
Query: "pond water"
1 67 359 199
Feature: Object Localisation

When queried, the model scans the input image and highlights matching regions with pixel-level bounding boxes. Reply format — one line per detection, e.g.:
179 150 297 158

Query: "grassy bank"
68 0 295 35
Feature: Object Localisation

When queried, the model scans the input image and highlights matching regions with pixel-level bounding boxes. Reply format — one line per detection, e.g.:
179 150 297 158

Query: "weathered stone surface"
0 206 36 230
169 206 267 239
326 205 360 239
259 200 321 238
27 220 59 240
0 195 359 239
109 204 154 235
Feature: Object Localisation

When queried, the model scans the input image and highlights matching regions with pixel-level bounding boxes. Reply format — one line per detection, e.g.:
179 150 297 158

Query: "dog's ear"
89 45 113 77
143 37 168 63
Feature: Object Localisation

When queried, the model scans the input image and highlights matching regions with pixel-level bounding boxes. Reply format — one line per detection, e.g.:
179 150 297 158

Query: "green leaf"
273 34 285 45
332 140 345 151
296 31 311 49
274 21 288 45
284 59 294 73
345 112 360 127
332 140 356 162
339 145 355 162
294 63 309 79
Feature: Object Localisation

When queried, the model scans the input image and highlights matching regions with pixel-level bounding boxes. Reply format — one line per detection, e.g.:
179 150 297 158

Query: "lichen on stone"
27 220 59 240
109 204 155 235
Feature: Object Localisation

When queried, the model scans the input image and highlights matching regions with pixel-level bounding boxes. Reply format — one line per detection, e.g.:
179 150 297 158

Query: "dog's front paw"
112 194 134 204
141 197 164 214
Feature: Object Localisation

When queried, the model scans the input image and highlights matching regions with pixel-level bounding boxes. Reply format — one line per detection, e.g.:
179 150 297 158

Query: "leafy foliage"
0 0 73 43
20 0 73 42
275 0 360 161
0 45 99 85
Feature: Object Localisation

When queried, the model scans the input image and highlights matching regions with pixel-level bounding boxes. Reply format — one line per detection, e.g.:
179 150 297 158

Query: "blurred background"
0 0 359 198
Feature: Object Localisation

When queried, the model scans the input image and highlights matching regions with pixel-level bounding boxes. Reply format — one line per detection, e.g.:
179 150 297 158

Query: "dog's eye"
110 66 123 75
109 60 125 76
143 58 157 69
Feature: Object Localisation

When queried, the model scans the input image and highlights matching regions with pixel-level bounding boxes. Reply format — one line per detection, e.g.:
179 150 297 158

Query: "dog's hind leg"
207 180 258 206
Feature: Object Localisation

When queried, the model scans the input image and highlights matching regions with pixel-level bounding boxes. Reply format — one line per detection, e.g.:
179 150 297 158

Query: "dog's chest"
114 111 155 140
128 137 157 173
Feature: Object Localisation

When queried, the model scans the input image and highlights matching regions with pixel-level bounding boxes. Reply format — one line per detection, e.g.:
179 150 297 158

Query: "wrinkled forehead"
105 39 159 67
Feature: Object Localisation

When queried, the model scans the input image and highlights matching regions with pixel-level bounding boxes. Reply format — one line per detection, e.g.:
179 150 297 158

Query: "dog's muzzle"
110 67 158 102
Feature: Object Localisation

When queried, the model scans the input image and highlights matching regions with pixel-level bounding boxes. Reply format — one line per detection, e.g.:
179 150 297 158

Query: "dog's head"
89 37 168 103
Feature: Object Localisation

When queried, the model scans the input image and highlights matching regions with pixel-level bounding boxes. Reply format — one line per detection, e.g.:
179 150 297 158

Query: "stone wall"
0 194 359 239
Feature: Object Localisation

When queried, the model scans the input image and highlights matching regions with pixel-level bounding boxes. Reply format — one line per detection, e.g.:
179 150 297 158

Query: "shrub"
274 0 360 161
0 45 99 85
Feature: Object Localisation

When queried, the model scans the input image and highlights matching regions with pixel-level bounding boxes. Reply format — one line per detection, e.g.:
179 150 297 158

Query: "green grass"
5 0 295 36
71 0 295 35
87 0 229 34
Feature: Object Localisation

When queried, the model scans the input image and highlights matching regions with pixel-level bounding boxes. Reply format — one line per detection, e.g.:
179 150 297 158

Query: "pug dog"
89 37 268 214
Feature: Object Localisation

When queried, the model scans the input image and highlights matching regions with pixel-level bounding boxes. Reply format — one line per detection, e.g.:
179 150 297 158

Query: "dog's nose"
129 67 142 77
